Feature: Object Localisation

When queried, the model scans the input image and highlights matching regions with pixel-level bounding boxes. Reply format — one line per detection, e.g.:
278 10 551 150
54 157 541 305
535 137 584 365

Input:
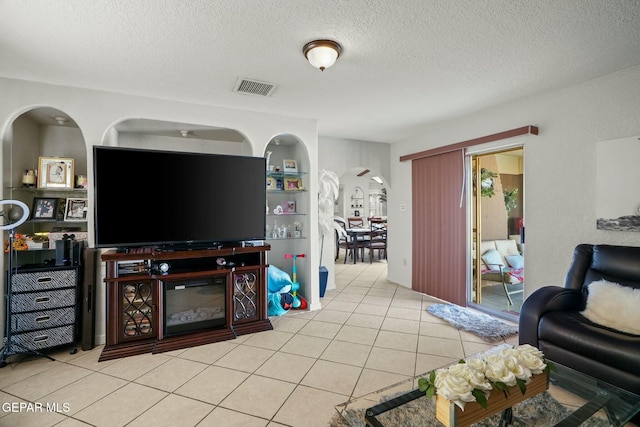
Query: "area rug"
426 303 519 342
330 391 609 427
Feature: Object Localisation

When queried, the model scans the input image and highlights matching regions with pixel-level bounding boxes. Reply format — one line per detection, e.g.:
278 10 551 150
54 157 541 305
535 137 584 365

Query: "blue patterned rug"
426 303 519 342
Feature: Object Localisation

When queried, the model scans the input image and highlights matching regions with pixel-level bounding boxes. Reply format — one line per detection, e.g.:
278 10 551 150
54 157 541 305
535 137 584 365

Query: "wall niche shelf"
264 237 306 241
2 107 89 359
8 187 87 192
266 170 306 193
266 171 306 177
264 136 310 301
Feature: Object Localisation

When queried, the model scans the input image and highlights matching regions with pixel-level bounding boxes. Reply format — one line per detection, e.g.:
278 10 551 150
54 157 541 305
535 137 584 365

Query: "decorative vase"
319 266 328 297
435 372 548 427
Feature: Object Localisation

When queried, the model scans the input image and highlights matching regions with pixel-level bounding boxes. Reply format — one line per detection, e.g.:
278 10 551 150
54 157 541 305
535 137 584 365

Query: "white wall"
318 136 391 182
318 136 390 289
117 133 252 156
389 65 640 295
596 136 640 219
0 77 320 346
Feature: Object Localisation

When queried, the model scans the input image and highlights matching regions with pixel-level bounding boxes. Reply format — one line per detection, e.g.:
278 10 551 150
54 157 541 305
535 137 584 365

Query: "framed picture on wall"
596 136 640 232
38 157 74 189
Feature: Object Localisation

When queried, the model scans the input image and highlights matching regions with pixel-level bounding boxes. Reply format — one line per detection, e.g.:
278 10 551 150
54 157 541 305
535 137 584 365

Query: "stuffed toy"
267 265 294 316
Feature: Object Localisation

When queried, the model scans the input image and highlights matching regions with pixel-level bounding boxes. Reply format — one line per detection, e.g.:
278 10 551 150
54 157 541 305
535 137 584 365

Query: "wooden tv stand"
98 244 271 361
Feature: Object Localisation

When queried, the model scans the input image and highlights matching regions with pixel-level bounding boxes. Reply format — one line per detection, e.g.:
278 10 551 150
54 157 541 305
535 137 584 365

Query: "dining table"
344 227 371 264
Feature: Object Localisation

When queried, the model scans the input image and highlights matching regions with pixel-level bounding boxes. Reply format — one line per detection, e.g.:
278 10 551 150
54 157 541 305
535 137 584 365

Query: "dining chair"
369 218 386 237
335 218 366 263
334 218 348 260
367 221 387 262
348 217 365 228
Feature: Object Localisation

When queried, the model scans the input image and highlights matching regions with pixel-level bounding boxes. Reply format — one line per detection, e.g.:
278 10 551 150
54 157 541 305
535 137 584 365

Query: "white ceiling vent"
233 78 276 97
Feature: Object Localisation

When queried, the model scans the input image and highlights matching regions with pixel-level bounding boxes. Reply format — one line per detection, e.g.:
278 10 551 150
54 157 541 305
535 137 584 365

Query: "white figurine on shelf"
265 151 272 171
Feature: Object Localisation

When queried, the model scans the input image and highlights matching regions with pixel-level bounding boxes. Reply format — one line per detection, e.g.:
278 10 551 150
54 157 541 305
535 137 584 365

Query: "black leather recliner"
519 244 640 398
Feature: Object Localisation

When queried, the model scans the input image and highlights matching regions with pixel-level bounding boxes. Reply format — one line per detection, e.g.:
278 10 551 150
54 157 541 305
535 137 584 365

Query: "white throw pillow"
581 279 640 335
505 254 524 269
481 249 504 268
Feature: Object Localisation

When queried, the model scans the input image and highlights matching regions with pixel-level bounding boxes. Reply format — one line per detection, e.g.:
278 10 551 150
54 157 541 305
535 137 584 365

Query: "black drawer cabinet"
6 266 79 357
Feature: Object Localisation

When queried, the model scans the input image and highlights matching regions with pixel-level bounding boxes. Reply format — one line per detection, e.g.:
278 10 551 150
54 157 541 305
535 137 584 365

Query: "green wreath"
480 168 497 198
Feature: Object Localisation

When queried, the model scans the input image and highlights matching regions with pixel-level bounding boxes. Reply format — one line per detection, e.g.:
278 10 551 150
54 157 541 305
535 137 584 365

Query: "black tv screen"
93 146 266 249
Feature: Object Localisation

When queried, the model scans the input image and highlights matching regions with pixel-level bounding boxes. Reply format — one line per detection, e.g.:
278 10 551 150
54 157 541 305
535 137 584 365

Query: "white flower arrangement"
418 344 553 411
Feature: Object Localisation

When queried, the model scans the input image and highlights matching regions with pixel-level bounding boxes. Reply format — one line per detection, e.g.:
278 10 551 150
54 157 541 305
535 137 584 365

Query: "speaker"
80 247 97 351
55 239 70 266
55 239 85 266
70 240 84 265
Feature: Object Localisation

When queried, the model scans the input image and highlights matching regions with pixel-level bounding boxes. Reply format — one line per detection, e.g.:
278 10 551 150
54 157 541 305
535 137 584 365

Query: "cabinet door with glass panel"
117 279 157 342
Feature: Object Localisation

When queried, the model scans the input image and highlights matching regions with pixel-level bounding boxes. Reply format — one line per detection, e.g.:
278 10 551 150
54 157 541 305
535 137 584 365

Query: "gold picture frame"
266 176 276 190
38 157 74 189
284 177 303 191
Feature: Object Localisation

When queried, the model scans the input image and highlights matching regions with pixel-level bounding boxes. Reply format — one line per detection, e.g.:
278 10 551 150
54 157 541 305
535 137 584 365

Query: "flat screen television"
93 146 266 249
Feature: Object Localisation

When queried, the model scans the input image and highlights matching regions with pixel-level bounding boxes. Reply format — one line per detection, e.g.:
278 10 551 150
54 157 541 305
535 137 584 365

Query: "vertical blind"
404 126 537 306
411 150 467 305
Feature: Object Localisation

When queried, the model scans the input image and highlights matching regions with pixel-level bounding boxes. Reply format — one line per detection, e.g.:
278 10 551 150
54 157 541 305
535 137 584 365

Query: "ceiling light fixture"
302 39 342 71
180 130 190 137
53 116 68 125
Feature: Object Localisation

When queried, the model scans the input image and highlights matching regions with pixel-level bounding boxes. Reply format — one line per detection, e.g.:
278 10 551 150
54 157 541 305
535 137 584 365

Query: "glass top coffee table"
335 362 640 427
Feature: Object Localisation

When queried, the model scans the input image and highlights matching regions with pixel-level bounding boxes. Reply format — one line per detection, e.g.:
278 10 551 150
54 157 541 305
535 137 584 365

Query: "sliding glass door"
469 147 525 317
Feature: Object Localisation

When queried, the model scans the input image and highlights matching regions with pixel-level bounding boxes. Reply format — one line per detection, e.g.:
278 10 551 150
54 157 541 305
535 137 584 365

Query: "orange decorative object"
5 233 28 252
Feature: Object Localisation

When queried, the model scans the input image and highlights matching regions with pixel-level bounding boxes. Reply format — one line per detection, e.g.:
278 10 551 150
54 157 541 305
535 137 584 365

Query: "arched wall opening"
264 133 314 308
337 167 389 222
105 118 253 155
1 106 88 346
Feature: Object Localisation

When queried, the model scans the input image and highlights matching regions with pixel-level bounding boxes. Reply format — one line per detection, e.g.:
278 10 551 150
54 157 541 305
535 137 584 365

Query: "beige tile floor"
0 260 625 427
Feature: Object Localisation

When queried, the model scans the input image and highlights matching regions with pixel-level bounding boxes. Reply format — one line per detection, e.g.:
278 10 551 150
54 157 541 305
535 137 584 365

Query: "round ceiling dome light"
302 39 342 71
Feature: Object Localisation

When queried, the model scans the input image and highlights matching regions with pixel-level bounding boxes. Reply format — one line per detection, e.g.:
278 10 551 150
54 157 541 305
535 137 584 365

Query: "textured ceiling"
2 0 640 143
